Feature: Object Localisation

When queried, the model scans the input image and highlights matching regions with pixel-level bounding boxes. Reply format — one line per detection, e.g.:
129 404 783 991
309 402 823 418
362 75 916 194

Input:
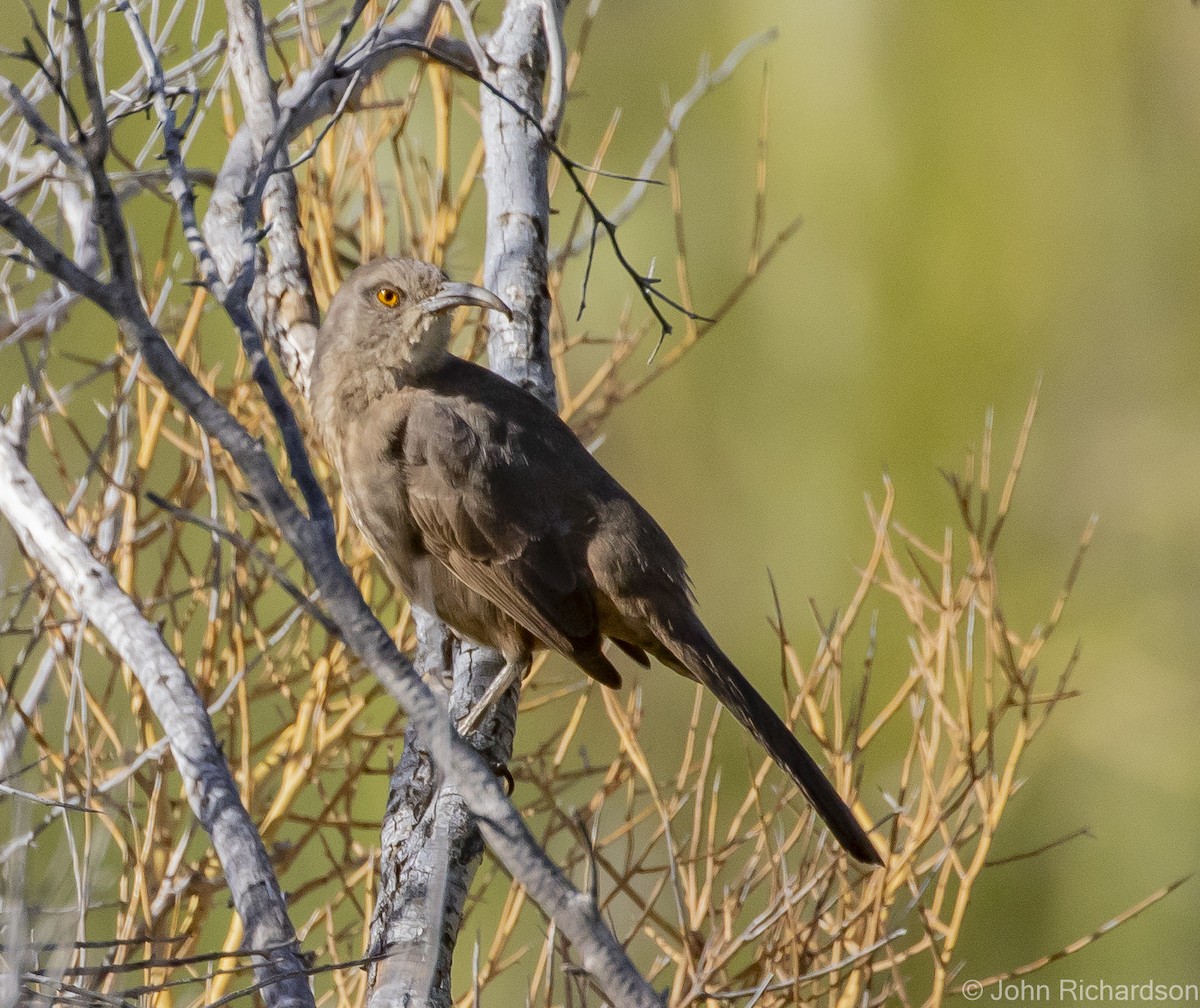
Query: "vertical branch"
480 0 562 406
367 2 566 1005
207 0 322 390
368 611 508 1008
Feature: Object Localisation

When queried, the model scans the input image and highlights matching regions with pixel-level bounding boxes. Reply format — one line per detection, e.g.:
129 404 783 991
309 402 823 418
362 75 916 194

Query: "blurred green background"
557 0 1199 989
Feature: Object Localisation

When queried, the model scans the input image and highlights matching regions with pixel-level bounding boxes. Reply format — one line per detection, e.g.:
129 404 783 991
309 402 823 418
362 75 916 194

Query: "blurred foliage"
573 0 1200 988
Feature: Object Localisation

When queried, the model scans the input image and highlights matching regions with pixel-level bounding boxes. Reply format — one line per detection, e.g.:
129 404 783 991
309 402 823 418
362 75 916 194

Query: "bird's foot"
490 761 515 795
457 657 529 735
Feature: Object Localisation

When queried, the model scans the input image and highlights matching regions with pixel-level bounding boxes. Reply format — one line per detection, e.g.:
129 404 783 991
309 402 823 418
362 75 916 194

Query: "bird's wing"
402 393 600 657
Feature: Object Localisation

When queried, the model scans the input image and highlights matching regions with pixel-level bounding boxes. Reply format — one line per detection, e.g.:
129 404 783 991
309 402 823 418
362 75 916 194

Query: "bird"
309 257 883 866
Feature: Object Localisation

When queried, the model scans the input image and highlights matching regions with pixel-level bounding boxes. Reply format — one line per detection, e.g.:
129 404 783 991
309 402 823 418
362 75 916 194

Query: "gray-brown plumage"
310 257 882 866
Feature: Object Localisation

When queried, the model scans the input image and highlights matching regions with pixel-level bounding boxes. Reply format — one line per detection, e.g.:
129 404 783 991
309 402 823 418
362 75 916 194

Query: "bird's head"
316 258 511 380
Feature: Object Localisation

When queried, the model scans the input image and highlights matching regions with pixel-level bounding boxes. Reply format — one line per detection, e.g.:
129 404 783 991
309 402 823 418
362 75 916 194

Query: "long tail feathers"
665 622 883 866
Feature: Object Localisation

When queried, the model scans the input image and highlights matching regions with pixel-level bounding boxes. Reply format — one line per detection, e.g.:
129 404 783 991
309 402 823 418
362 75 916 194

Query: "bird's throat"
394 315 454 382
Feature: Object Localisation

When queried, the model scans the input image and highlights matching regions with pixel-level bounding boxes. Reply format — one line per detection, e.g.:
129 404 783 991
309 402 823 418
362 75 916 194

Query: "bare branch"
0 391 316 1008
0 196 111 309
117 0 333 535
202 0 473 393
480 0 561 401
554 29 778 261
0 74 86 173
538 0 567 137
445 0 492 80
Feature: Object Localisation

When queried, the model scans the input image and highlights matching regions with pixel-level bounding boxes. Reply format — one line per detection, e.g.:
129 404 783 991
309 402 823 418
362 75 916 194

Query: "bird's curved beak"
420 281 513 320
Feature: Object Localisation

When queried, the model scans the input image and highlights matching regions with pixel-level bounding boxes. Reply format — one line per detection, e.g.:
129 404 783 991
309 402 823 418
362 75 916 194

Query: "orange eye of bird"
376 287 400 307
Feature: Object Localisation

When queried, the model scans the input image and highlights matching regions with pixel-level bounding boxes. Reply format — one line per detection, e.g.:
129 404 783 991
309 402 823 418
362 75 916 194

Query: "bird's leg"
457 655 530 735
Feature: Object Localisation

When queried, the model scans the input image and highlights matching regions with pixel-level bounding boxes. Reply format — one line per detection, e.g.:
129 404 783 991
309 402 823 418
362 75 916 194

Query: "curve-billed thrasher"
310 257 882 866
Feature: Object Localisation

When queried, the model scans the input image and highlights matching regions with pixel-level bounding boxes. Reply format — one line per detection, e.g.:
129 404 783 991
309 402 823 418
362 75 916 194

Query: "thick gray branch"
209 0 320 391
480 0 560 404
202 0 472 395
0 394 315 1008
367 611 513 1008
367 2 568 1004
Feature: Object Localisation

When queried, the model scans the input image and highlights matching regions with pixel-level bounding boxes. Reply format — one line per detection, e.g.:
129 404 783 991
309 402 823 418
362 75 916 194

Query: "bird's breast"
335 403 429 602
